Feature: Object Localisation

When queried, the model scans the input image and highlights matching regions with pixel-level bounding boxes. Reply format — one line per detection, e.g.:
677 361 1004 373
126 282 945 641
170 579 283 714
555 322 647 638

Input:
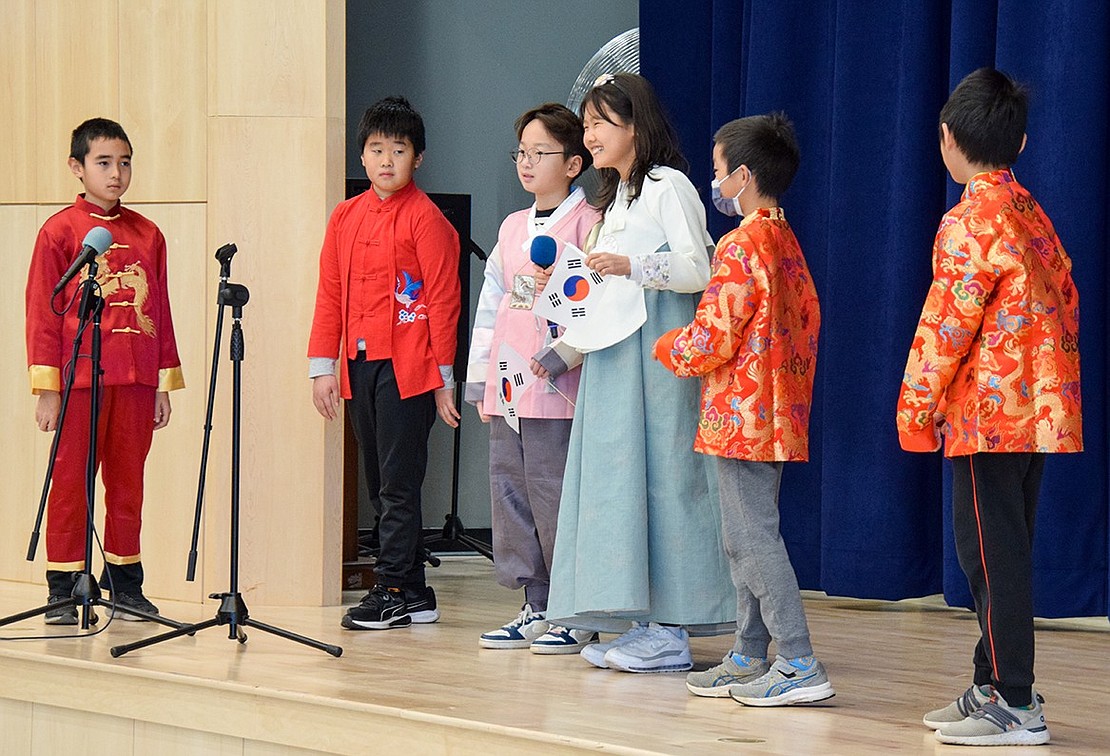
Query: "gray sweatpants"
489 416 572 612
717 457 813 659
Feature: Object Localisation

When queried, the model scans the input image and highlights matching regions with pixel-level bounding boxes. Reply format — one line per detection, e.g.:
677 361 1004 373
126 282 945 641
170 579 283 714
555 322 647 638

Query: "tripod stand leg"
243 618 343 657
0 597 94 628
110 616 220 657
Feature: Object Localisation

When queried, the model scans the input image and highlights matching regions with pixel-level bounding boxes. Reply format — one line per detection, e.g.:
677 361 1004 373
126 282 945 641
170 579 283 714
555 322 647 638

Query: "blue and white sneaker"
935 689 1050 746
581 622 650 668
479 604 548 649
603 623 693 673
728 655 835 706
530 625 598 655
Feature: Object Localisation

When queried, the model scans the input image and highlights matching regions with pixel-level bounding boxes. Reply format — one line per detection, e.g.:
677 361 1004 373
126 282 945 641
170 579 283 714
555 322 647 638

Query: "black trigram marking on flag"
498 360 508 371
589 271 604 285
507 407 517 417
512 372 525 386
571 307 586 318
548 292 563 307
567 258 583 270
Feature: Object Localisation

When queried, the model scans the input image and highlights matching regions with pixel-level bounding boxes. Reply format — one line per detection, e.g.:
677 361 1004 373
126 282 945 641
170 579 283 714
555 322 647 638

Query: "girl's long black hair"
580 73 688 211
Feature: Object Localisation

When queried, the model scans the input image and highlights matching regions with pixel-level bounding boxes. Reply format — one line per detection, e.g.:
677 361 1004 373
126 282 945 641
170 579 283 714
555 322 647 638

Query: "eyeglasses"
509 149 566 165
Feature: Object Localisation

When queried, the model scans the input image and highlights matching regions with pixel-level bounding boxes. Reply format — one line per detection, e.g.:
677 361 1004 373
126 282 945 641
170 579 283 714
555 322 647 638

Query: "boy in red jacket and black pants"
308 97 460 630
898 69 1082 746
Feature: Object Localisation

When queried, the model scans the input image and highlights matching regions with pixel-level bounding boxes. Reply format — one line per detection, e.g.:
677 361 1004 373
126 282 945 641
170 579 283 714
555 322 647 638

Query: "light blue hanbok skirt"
545 289 736 636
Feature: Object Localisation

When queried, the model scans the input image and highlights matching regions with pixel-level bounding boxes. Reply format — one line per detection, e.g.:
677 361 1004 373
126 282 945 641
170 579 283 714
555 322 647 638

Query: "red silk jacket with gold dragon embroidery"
655 207 820 461
897 169 1082 456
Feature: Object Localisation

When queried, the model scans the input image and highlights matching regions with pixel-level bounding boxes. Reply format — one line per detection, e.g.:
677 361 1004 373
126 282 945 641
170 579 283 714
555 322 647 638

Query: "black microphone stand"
111 244 341 658
1 259 184 631
422 236 492 561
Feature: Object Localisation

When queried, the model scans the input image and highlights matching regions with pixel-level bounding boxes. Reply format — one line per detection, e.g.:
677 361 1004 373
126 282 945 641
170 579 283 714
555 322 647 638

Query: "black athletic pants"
951 452 1045 708
347 357 436 589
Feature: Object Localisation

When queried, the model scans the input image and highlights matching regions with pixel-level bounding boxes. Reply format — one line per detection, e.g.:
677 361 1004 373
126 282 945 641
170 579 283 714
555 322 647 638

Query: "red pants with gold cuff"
47 384 155 572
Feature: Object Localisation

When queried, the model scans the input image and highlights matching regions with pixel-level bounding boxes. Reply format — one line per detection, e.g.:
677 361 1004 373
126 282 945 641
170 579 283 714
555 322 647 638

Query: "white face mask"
710 165 746 217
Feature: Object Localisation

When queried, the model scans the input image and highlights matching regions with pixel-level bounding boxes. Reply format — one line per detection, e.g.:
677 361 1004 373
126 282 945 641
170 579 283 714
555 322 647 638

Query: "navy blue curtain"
641 0 1109 618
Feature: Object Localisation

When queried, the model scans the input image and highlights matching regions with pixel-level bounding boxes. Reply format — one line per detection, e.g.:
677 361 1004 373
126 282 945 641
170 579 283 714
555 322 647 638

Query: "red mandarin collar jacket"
308 181 460 399
897 169 1082 456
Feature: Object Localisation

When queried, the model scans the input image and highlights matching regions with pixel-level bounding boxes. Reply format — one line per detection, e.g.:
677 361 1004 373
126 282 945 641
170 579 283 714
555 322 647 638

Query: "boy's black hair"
70 118 132 162
514 102 592 180
357 96 426 154
939 67 1028 167
580 73 688 210
714 113 800 200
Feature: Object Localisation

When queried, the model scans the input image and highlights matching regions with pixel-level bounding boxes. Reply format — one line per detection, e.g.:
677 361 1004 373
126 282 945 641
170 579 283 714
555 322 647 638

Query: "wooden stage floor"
0 557 1107 755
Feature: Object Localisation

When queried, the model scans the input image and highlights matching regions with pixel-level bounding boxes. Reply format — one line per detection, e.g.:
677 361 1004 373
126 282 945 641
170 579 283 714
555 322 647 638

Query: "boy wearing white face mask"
654 113 831 706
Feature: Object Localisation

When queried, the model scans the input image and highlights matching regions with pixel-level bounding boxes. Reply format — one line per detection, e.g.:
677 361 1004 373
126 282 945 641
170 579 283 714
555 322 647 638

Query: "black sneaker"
108 592 160 621
341 585 411 630
45 594 77 625
403 585 440 624
44 594 98 626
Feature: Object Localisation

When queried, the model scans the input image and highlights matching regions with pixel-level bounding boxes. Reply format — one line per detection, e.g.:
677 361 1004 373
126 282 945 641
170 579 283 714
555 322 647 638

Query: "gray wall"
346 1 639 534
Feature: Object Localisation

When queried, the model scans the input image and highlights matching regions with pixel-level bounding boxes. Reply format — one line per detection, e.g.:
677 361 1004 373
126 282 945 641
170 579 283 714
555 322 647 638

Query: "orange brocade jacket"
654 207 820 461
896 169 1082 456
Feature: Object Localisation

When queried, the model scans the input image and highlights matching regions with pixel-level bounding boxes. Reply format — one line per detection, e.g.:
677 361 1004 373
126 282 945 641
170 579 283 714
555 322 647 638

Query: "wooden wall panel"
31 705 133 754
204 116 341 606
324 0 345 120
4 0 344 607
0 699 32 755
134 721 242 755
35 0 120 203
126 202 209 603
209 0 330 118
0 1 37 203
120 0 208 203
0 207 42 583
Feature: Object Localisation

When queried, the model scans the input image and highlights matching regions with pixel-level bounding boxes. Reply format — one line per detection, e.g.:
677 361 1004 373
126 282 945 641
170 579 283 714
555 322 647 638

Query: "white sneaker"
530 625 599 655
478 604 548 649
604 623 693 673
580 622 650 668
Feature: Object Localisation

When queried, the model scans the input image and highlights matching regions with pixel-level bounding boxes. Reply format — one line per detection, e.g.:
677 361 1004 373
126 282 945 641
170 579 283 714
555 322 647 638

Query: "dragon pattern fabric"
26 195 183 394
897 169 1082 456
654 207 820 462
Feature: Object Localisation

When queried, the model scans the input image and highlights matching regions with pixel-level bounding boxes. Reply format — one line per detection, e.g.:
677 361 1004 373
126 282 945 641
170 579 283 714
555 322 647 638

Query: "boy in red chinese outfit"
898 68 1081 747
308 96 461 630
26 117 185 624
654 113 832 706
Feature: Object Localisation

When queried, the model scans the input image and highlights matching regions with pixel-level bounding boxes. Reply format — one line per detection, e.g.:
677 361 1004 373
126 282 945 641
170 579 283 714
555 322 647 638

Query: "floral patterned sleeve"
655 240 758 377
897 218 998 450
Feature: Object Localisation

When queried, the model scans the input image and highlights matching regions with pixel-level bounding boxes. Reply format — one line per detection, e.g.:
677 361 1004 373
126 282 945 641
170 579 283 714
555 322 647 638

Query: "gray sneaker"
728 655 835 706
935 692 1050 746
923 685 991 729
687 653 770 697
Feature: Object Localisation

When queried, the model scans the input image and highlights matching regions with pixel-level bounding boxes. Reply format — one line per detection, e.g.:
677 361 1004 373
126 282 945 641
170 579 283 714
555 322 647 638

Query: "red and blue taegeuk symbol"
500 377 512 402
562 276 590 301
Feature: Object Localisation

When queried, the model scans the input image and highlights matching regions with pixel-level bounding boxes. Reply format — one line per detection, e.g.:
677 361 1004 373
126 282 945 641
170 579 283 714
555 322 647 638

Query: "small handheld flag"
495 343 538 433
531 243 609 328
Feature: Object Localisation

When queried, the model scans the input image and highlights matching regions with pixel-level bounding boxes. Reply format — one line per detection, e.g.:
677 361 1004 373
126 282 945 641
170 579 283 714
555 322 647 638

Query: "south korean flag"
531 242 609 328
496 343 537 433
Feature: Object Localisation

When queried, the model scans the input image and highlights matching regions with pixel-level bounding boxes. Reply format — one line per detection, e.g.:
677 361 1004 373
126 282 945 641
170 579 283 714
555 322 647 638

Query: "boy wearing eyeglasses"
465 103 600 654
309 96 460 631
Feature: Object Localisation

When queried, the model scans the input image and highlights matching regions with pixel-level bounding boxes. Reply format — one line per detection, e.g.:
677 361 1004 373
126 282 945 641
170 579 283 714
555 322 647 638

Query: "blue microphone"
529 234 557 268
53 226 113 295
529 235 560 339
